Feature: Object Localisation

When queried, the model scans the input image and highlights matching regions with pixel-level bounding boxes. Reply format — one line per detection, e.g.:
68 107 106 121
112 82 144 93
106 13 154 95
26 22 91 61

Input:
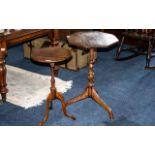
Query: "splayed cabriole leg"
56 91 76 120
64 48 114 120
91 87 114 119
39 92 54 126
66 89 88 106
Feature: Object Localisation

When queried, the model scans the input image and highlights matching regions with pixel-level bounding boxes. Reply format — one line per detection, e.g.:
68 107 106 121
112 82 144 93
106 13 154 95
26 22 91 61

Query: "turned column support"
87 48 95 96
0 40 8 103
48 29 60 47
65 48 114 120
48 29 60 77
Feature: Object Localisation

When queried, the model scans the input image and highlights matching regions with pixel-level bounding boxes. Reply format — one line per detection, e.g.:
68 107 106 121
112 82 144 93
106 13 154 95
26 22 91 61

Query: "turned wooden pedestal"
31 47 75 125
64 31 119 120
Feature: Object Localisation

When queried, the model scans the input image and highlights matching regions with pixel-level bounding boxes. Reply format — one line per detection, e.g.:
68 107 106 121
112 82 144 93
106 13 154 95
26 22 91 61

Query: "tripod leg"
56 91 76 120
39 92 54 126
91 88 114 119
65 89 88 106
64 89 88 120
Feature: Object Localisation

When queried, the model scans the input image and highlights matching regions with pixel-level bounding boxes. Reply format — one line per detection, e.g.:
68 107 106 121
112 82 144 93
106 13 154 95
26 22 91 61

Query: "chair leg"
145 39 154 69
115 36 124 60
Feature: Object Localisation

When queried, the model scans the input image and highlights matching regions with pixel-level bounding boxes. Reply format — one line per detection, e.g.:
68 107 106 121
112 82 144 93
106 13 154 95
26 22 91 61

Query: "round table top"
67 31 119 49
31 47 71 63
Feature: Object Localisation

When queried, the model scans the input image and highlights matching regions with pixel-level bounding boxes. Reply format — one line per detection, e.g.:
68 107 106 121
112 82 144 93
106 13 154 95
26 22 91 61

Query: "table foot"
39 92 53 126
64 90 88 120
56 91 76 120
92 88 114 119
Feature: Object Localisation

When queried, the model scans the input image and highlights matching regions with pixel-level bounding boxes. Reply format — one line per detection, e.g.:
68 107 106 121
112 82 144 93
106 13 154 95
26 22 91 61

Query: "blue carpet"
0 44 155 126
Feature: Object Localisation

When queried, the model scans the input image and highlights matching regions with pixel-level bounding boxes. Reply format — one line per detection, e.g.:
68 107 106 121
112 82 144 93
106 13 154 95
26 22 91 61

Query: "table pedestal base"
64 48 114 120
65 86 114 120
39 63 75 126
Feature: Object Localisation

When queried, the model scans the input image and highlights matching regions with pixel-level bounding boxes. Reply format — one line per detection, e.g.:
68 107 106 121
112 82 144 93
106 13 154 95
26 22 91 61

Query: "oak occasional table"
65 31 119 120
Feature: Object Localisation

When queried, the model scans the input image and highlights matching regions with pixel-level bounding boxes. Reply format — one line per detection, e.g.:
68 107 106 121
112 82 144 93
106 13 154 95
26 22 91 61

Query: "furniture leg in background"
115 29 155 69
0 40 8 103
145 37 155 69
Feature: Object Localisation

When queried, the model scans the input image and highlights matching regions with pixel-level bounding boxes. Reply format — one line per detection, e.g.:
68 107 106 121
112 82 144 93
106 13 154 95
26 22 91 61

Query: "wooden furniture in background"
23 29 97 71
64 31 119 120
0 29 58 103
60 43 97 71
31 47 75 125
115 29 155 69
